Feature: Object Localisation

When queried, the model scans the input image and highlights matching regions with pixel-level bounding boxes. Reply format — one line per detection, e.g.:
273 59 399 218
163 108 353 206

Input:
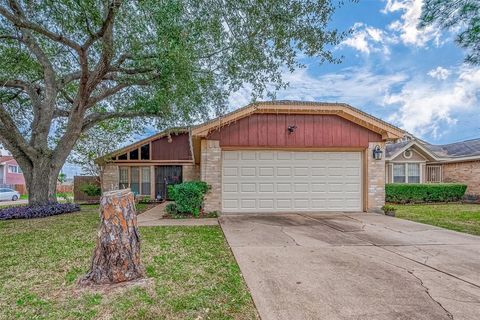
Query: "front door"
155 166 183 200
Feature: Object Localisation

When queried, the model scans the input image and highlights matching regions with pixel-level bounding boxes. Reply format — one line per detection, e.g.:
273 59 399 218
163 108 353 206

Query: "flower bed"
0 202 80 220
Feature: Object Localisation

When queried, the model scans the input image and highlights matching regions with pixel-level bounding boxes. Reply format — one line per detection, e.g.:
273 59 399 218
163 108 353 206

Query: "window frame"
118 166 153 196
8 165 20 174
391 162 423 184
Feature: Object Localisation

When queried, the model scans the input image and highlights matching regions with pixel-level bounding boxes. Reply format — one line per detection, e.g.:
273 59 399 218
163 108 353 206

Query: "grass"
0 205 257 320
394 203 480 236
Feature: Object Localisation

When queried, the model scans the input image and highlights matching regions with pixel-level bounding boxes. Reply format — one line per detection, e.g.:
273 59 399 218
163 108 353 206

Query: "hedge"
168 181 210 217
385 183 467 203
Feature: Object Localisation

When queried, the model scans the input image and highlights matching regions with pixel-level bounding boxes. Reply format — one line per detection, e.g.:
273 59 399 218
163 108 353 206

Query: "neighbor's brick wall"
442 160 480 196
183 164 200 181
101 163 119 192
200 140 222 212
367 142 386 212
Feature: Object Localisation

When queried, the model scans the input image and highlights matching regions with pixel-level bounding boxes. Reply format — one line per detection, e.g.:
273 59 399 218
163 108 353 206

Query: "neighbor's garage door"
222 150 362 213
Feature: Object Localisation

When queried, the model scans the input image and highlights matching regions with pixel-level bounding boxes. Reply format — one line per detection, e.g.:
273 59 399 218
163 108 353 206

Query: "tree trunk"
79 189 144 286
24 159 60 206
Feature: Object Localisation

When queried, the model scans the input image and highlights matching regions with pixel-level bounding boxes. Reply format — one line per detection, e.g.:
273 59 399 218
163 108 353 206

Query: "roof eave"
192 102 405 140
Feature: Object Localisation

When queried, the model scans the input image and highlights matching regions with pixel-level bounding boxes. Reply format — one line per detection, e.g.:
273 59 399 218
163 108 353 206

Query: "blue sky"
255 0 479 144
64 0 480 176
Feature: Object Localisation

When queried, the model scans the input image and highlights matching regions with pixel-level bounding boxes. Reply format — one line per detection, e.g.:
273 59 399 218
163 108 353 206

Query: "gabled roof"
386 137 480 162
424 138 480 158
0 156 14 164
102 127 189 160
192 100 405 140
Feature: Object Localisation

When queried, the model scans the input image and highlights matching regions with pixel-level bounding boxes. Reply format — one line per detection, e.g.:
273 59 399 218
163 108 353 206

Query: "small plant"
206 211 219 218
168 181 210 217
57 192 72 203
382 205 397 217
79 183 101 197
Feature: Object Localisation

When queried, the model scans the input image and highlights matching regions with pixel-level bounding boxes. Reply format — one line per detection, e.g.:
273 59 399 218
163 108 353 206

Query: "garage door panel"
222 151 362 212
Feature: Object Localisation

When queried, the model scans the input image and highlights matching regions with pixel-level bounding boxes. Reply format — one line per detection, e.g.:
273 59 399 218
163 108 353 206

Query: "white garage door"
222 150 362 213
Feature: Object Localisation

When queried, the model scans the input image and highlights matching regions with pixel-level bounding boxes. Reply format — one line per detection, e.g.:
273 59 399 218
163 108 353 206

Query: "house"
0 156 26 187
385 138 480 197
100 101 405 213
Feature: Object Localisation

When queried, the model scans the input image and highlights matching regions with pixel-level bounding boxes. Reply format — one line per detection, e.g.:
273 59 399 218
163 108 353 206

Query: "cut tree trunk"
79 189 144 286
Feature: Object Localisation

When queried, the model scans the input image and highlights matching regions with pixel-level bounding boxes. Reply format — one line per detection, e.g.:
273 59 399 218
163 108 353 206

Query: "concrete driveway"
220 213 480 320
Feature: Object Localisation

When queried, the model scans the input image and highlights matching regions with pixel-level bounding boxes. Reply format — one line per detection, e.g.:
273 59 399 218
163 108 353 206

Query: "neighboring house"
385 138 480 197
100 101 405 213
0 156 26 187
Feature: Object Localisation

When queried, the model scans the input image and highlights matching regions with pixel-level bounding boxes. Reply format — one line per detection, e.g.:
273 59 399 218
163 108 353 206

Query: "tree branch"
0 104 37 159
0 3 81 51
86 83 128 108
82 0 122 49
82 110 158 131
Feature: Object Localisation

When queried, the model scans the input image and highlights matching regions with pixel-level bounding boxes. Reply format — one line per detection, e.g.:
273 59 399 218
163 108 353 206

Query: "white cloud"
340 23 395 55
385 66 480 137
383 0 441 47
428 66 450 80
277 67 407 106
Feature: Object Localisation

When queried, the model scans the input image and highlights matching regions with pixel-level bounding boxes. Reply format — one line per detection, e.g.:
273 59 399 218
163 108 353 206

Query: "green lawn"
394 203 480 236
0 205 257 320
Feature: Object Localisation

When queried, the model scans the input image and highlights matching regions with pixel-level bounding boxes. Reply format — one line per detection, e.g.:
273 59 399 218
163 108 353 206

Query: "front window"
393 163 421 183
408 163 420 183
8 165 21 173
130 167 140 195
393 164 406 183
119 167 128 189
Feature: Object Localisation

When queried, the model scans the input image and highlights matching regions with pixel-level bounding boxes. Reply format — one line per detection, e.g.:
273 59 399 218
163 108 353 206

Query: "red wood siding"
207 114 382 148
151 133 192 160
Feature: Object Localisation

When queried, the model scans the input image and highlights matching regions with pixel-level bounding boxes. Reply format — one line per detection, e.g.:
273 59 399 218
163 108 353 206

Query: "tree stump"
79 189 144 286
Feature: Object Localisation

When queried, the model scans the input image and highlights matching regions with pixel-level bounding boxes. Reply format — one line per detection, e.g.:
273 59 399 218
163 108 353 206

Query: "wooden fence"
73 176 101 203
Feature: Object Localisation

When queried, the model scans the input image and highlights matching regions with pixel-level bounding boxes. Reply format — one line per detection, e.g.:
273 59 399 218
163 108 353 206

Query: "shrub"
385 183 467 203
168 181 210 217
381 205 396 214
165 203 178 215
0 202 80 220
79 183 101 197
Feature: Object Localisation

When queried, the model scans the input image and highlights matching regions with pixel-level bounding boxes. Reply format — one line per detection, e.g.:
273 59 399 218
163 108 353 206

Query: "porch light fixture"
287 124 297 134
373 145 383 160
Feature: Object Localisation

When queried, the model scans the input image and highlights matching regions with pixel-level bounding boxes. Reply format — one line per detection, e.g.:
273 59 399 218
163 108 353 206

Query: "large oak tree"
0 0 341 205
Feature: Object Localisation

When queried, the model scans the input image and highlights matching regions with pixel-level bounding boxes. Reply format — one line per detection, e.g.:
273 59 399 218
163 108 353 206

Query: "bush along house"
385 137 480 200
99 101 406 213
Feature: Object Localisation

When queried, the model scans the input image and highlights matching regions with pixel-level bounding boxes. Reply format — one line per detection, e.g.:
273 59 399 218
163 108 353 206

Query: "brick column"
101 163 119 192
201 140 222 212
182 164 200 181
367 142 385 212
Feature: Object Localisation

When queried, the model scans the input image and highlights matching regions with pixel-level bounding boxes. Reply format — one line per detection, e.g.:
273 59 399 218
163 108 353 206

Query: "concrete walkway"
220 212 480 320
137 202 218 226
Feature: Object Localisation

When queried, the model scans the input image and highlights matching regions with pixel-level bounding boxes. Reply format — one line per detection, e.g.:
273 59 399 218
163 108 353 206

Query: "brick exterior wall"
182 164 200 181
200 140 222 212
367 142 386 212
443 160 480 196
101 163 119 192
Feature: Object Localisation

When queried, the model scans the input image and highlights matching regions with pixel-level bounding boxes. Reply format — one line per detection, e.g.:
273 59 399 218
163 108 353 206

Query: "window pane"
393 164 406 183
129 148 139 160
141 167 150 195
130 167 140 195
118 153 127 160
140 144 150 160
408 163 420 183
119 167 128 189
